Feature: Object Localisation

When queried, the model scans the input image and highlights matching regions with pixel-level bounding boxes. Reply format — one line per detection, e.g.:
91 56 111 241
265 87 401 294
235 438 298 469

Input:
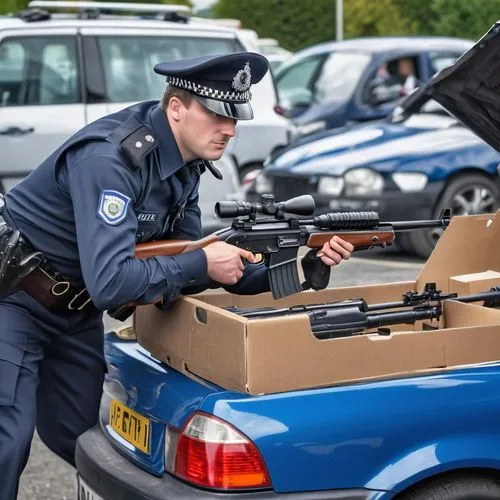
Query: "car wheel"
395 232 416 255
407 174 500 259
239 162 263 184
397 472 500 499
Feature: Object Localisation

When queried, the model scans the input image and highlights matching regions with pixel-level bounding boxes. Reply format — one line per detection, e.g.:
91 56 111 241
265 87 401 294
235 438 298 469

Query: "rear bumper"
76 426 380 500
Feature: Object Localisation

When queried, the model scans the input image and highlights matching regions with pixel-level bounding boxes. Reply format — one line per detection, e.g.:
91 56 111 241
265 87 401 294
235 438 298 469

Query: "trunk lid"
421 22 500 153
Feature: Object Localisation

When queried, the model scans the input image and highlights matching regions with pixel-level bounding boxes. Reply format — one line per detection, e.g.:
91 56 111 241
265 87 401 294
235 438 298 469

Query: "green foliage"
343 0 416 38
0 0 29 15
212 0 500 52
214 0 337 52
429 0 500 41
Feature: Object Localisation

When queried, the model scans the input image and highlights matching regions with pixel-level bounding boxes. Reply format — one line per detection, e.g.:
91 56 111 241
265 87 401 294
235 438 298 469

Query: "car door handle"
0 126 35 136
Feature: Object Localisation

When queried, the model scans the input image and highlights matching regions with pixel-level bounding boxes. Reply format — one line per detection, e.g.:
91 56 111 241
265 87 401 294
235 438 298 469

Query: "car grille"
271 175 318 201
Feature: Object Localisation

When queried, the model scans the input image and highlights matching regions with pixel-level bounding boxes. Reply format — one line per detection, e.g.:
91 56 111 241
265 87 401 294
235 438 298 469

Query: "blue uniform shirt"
4 101 269 311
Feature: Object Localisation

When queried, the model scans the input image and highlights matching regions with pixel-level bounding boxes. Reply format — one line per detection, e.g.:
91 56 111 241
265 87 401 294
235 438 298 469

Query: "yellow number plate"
109 399 150 454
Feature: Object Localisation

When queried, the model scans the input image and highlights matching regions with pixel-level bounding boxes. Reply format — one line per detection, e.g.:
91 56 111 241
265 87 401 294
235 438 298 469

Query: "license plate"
77 476 103 500
109 399 150 454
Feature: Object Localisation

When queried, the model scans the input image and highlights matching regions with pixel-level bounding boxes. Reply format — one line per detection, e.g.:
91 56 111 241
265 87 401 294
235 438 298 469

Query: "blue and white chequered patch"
97 190 131 225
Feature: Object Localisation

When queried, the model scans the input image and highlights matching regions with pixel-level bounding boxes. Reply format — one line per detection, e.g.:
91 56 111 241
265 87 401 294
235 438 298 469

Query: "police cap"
154 52 269 120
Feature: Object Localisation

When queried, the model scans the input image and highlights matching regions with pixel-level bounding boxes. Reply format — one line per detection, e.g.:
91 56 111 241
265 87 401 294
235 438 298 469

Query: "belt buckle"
68 288 91 311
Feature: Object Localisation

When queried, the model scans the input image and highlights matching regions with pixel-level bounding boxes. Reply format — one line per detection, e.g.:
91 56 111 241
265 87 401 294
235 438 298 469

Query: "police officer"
0 52 354 498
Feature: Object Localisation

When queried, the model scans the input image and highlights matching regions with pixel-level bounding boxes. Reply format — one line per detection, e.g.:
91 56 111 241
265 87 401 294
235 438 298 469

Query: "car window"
363 55 420 106
97 36 241 103
314 52 371 103
0 36 79 107
275 54 325 108
429 52 462 74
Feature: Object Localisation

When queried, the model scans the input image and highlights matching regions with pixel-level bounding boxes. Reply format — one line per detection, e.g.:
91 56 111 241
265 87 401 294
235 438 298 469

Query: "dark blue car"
247 96 500 258
275 37 473 136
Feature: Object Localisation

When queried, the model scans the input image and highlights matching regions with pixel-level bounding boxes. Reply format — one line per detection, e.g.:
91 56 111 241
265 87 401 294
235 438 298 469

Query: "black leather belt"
20 264 93 313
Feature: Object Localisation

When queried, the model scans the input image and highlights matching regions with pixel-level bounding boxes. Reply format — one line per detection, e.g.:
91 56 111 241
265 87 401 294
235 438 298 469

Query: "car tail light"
166 412 271 490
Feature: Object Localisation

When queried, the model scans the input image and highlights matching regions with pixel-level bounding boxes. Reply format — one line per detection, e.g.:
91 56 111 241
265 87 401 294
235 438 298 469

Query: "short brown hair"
161 85 194 112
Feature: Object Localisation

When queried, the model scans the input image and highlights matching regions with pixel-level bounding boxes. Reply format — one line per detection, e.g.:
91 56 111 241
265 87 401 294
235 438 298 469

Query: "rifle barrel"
390 219 449 231
228 289 500 321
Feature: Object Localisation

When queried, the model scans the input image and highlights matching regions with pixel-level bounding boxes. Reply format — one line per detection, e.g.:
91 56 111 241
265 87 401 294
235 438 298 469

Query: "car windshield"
276 51 371 110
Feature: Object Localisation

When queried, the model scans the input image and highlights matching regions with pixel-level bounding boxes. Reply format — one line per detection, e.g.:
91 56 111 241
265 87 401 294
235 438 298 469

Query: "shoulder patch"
120 126 158 169
98 190 131 225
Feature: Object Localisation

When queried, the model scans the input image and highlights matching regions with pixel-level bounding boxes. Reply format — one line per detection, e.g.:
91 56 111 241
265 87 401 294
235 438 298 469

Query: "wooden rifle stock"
134 229 397 259
135 234 220 259
307 230 396 251
109 234 220 322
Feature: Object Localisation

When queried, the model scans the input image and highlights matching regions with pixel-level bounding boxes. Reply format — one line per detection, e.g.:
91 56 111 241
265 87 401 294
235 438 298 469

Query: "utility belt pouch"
0 194 43 301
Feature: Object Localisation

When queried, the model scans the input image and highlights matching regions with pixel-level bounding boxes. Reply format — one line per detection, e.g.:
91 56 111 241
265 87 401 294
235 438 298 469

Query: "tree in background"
213 0 337 52
429 0 500 41
1 0 29 15
213 0 500 52
343 0 416 38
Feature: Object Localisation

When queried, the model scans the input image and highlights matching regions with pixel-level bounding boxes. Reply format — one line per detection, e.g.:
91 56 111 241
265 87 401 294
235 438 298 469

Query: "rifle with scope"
134 194 452 301
226 283 500 339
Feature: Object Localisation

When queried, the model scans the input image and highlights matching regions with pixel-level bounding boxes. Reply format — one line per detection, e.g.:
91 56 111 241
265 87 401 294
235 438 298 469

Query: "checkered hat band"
167 76 251 101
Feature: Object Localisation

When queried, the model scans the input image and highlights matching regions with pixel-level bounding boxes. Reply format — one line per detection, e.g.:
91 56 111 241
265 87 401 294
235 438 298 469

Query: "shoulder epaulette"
119 126 158 169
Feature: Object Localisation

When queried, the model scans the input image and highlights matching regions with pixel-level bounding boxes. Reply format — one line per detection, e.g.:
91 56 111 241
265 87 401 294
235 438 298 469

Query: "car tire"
407 173 500 259
395 232 416 255
239 162 263 184
397 472 500 500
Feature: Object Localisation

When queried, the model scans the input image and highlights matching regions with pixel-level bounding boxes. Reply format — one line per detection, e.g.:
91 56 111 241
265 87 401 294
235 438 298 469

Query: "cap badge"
232 62 252 92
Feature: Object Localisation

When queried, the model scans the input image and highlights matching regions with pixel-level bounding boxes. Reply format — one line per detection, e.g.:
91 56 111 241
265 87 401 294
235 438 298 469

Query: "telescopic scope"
215 194 316 219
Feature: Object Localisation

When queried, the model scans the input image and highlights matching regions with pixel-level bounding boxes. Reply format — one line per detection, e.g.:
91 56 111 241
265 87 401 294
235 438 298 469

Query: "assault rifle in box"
227 283 500 339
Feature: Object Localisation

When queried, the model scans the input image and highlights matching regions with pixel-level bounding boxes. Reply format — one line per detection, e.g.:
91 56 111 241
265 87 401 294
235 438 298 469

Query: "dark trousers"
0 291 105 500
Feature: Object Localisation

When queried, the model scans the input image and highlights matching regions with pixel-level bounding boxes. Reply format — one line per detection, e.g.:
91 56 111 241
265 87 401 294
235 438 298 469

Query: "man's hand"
203 241 257 285
316 235 354 266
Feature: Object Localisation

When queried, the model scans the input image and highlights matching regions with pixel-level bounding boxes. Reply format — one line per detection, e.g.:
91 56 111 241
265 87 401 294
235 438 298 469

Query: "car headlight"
392 172 428 192
254 172 273 194
317 176 344 196
343 168 384 196
297 120 327 137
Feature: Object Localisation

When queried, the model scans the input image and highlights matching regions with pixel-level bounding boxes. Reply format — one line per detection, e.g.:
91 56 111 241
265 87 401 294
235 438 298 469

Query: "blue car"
75 25 500 500
275 36 473 137
248 93 500 258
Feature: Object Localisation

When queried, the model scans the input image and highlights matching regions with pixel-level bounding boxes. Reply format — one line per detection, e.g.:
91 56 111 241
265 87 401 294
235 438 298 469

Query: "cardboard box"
135 211 500 395
449 270 500 295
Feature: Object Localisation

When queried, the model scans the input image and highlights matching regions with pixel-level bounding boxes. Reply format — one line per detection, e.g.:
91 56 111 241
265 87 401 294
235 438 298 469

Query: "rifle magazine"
269 260 302 299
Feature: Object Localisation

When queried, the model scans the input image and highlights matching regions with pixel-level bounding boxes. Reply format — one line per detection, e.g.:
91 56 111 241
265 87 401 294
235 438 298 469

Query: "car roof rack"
26 1 191 21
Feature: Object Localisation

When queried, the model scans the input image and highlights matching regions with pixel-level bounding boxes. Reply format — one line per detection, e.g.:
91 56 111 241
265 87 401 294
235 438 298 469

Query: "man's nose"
221 117 237 137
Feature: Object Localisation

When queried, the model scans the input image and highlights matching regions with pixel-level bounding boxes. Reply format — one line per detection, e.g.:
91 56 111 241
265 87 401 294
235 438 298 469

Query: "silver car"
0 1 292 230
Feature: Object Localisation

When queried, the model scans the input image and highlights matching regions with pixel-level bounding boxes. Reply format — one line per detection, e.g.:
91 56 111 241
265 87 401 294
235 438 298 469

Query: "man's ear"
168 96 183 122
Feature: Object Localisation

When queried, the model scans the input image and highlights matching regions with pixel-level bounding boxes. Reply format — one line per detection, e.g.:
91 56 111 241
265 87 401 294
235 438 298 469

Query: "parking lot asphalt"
18 246 424 500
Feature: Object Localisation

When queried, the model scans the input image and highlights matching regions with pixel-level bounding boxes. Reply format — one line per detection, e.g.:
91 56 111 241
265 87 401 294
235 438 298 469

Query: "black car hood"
419 23 500 152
